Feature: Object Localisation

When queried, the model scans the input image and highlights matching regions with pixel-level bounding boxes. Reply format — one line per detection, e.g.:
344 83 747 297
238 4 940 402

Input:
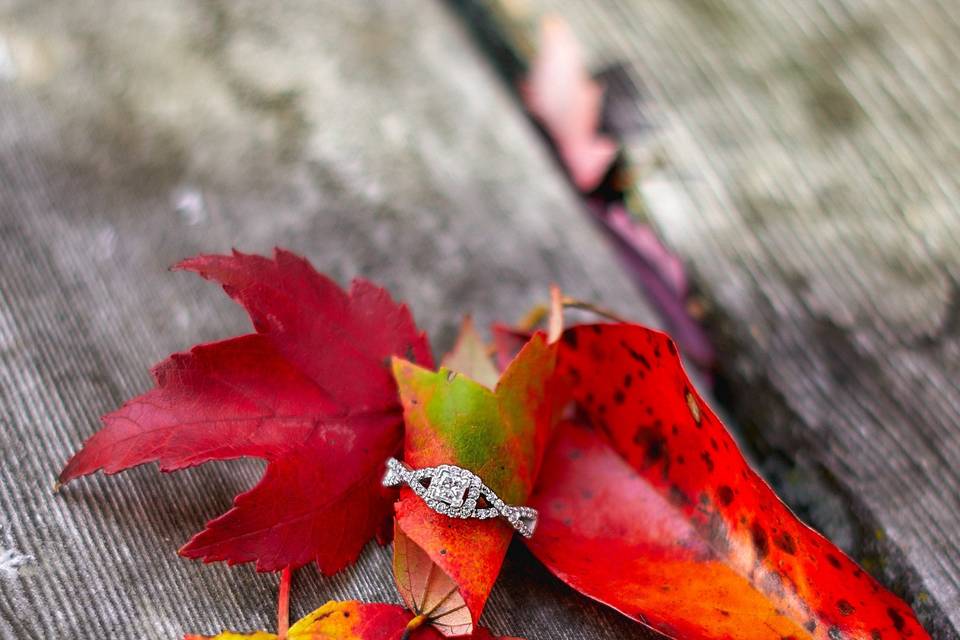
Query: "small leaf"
60 249 433 573
605 206 688 299
527 323 929 639
393 526 470 633
184 600 516 639
390 334 558 635
440 317 499 389
598 205 715 369
521 16 618 191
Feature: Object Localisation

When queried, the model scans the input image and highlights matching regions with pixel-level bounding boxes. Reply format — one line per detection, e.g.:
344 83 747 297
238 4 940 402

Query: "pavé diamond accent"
382 457 538 537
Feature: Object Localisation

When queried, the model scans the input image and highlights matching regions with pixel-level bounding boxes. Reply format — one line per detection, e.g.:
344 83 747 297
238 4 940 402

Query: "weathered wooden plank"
0 1 657 638
460 0 960 637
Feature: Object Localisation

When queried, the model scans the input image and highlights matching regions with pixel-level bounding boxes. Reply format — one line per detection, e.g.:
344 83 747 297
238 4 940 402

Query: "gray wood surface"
0 1 659 638
464 0 960 637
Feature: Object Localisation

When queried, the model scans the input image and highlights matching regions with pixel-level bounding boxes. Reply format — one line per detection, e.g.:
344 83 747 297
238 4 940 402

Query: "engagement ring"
382 457 538 538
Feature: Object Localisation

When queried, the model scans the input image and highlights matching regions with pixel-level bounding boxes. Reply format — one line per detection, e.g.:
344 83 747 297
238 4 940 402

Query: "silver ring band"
382 458 538 538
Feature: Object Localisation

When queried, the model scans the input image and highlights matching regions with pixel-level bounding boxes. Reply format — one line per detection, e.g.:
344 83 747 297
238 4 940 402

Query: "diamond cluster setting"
382 458 538 538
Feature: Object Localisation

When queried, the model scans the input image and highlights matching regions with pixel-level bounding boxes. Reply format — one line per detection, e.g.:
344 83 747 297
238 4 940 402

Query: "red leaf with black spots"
527 323 929 639
59 249 433 573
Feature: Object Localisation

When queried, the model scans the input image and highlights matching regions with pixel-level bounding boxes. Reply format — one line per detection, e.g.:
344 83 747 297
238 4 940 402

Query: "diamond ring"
382 458 538 538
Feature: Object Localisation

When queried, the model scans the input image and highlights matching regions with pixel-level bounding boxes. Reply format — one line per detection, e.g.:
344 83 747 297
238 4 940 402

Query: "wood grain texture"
463 0 960 637
0 1 658 638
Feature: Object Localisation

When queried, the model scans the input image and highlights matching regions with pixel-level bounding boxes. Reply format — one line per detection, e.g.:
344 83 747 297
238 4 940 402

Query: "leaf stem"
277 565 292 640
518 294 627 336
400 614 427 640
560 296 627 323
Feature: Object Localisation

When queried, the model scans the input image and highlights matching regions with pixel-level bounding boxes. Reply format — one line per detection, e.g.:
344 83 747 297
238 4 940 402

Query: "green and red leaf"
59 249 432 573
390 332 558 635
526 323 928 639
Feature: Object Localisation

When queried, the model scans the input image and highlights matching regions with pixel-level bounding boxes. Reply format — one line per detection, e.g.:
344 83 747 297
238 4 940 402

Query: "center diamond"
426 469 471 508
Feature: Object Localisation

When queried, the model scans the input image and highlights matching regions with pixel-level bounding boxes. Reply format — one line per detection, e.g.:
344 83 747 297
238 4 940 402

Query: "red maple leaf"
59 249 433 573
